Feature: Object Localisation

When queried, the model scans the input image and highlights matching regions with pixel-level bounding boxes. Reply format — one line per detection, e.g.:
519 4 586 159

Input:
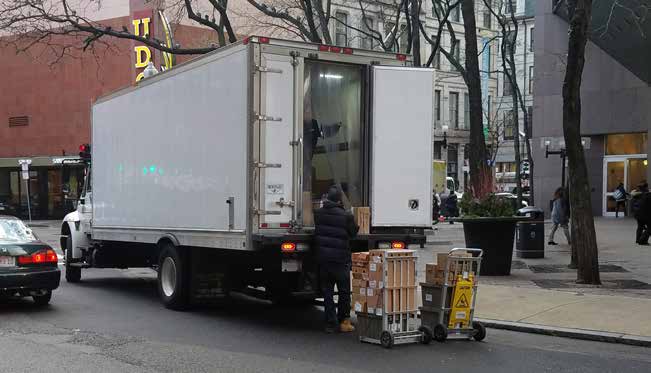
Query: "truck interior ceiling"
302 61 364 225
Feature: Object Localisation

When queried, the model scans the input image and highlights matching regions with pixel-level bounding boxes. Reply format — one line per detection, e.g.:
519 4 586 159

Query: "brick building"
0 5 216 219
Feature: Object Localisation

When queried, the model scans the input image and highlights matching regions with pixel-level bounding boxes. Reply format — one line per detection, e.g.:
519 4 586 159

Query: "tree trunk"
562 0 600 284
461 0 492 197
410 0 421 66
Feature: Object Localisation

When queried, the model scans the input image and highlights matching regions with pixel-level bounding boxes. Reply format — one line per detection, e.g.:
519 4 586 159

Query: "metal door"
257 54 296 227
370 66 434 227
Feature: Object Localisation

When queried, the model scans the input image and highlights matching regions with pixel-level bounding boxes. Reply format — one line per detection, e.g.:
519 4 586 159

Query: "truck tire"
157 243 189 310
65 235 82 283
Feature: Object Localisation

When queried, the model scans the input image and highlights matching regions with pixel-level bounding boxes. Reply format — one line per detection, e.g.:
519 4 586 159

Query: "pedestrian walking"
445 190 459 224
631 182 651 245
313 185 359 333
548 187 571 246
613 182 629 218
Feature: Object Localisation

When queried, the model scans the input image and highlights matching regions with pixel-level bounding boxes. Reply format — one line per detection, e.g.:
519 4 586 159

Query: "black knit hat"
327 186 342 203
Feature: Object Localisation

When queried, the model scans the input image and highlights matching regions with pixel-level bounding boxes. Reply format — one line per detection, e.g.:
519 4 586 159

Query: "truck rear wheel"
157 243 189 310
65 235 81 283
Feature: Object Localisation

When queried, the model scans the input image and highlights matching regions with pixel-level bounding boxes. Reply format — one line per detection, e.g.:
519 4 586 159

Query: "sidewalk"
426 217 651 346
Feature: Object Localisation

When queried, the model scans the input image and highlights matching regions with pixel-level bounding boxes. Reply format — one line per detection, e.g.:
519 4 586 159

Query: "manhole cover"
533 279 651 289
529 264 628 274
510 260 528 270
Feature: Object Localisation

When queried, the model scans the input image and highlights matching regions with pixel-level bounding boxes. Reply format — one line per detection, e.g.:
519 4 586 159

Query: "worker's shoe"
339 319 355 333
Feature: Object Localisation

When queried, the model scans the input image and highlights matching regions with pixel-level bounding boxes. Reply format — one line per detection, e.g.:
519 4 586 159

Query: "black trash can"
516 207 545 258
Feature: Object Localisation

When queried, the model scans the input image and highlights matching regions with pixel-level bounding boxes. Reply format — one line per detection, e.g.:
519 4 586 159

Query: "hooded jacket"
313 200 359 264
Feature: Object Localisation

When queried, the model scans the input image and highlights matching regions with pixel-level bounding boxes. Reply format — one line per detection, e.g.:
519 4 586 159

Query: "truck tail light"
391 241 405 249
329 46 341 53
18 249 58 265
258 36 270 44
318 45 329 51
343 48 353 55
396 53 407 61
281 243 296 252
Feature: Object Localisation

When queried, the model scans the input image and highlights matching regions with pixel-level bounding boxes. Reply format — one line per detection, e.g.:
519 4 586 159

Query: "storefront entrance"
602 133 648 216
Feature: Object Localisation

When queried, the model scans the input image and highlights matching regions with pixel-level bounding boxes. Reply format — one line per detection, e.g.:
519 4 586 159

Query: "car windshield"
0 219 37 242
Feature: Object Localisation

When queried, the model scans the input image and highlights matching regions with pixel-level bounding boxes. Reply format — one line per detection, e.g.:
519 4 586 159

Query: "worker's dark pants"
636 218 648 243
320 262 351 327
615 200 627 217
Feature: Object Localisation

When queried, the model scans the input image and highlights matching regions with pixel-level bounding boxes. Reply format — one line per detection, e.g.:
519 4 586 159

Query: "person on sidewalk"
614 182 629 218
445 190 459 224
314 186 359 333
631 182 651 245
548 187 571 246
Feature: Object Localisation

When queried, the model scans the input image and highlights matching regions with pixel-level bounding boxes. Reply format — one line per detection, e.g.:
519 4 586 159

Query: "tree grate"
532 279 651 290
528 264 629 274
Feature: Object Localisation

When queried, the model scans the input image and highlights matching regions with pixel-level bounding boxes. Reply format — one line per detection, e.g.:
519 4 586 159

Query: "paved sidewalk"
427 217 651 346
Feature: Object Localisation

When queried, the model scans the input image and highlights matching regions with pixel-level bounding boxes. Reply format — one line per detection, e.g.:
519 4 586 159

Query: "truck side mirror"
62 184 70 195
79 198 85 205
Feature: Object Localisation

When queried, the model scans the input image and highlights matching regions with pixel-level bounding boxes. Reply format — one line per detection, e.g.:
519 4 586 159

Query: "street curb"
474 318 651 348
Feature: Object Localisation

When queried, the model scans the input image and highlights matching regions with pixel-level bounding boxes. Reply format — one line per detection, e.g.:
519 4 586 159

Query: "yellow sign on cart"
448 274 474 329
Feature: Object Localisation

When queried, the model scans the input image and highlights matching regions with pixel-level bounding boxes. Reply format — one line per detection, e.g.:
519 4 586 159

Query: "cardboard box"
352 287 367 297
368 279 384 289
352 294 367 313
368 261 383 282
352 279 368 288
367 290 383 316
352 252 370 262
352 271 369 281
353 207 371 235
352 266 368 275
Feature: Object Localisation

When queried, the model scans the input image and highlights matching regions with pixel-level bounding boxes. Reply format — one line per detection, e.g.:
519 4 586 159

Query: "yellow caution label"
449 274 474 329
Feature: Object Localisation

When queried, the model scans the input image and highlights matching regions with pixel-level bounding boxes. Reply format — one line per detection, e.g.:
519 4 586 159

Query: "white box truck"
60 36 434 309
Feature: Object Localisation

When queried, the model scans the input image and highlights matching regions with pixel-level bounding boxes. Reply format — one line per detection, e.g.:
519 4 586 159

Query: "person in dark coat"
445 190 459 223
313 186 359 333
631 182 651 245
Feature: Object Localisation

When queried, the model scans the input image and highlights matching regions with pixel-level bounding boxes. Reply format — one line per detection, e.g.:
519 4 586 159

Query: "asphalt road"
1 224 650 372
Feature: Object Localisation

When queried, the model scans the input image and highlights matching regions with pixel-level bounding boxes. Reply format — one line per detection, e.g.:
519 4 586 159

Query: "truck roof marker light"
258 36 270 44
343 48 353 55
281 243 296 252
279 223 290 228
243 36 250 45
260 223 269 228
329 46 341 53
391 241 405 249
396 54 407 61
318 45 329 52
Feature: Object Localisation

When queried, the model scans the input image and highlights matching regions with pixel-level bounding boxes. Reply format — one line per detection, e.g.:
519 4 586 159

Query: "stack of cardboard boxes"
351 250 418 317
425 252 473 285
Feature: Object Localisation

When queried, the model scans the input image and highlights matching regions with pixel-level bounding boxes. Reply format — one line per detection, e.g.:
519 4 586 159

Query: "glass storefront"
0 166 84 219
603 133 648 216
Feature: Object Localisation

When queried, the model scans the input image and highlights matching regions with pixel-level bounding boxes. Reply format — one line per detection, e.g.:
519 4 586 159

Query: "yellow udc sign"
132 11 153 82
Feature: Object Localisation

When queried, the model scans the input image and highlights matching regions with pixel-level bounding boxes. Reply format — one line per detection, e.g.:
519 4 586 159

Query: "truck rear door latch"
255 113 282 122
254 162 282 169
254 209 282 216
254 65 283 74
275 198 295 208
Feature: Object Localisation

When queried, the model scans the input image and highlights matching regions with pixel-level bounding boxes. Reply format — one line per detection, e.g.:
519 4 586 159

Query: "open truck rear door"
370 66 434 228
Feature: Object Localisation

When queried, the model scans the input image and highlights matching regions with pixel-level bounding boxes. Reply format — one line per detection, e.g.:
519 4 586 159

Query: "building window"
335 12 348 46
606 133 649 155
449 92 459 129
447 144 458 180
504 110 515 140
451 37 460 68
434 142 443 160
529 65 534 94
530 27 535 52
503 69 513 96
483 0 492 28
399 24 409 52
463 93 470 129
505 0 517 14
361 17 375 50
527 106 533 138
432 36 441 69
451 4 461 22
385 22 397 51
435 90 442 121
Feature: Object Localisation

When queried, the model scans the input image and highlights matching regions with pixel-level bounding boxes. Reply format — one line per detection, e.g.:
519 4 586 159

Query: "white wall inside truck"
92 47 249 231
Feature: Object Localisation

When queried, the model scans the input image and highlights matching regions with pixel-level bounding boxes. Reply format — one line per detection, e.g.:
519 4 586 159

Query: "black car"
0 216 60 305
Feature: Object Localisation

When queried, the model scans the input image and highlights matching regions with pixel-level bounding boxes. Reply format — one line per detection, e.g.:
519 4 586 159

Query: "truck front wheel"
157 243 189 310
65 235 81 283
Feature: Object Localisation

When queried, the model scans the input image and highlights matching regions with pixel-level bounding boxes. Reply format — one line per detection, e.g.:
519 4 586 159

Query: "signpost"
18 159 32 222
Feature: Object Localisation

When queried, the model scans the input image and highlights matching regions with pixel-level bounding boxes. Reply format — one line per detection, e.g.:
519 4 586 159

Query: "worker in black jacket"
314 186 359 333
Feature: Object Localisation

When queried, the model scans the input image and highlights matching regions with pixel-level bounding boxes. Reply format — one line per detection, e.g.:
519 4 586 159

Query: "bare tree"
562 0 600 284
483 0 535 205
0 0 237 56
